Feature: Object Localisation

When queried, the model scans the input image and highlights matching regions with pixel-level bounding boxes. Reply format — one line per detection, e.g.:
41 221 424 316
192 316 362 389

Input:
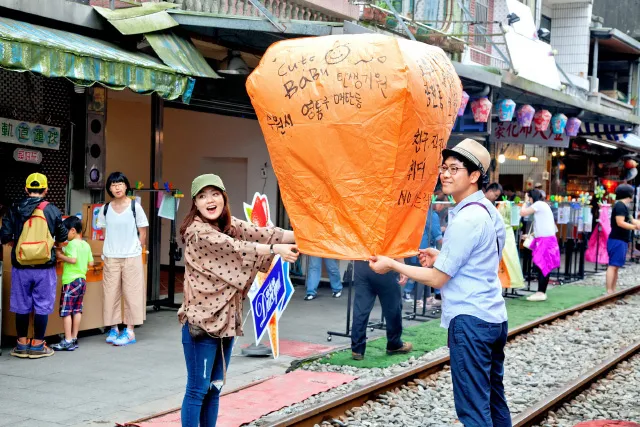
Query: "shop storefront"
0 14 206 336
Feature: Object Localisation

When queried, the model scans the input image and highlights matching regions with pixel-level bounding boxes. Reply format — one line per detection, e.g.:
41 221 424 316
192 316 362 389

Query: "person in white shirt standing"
97 172 149 346
519 189 559 301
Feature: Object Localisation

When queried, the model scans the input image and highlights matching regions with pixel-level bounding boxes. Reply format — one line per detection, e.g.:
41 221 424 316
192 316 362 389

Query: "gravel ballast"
249 265 640 426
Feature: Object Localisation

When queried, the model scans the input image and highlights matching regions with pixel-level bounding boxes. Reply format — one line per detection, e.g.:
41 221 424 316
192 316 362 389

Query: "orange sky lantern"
246 34 461 259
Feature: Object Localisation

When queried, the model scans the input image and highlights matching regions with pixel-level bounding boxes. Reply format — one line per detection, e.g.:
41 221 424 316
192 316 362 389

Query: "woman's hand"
369 255 394 274
274 244 299 263
418 248 439 268
397 274 408 286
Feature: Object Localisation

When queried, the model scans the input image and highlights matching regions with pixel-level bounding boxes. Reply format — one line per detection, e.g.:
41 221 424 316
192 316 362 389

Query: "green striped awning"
145 32 220 79
0 16 194 102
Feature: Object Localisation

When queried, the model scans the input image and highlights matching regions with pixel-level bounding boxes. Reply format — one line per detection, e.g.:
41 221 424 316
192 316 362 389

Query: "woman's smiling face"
195 186 225 221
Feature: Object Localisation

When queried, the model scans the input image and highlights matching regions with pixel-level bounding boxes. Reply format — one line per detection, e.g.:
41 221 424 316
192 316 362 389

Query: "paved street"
0 284 396 426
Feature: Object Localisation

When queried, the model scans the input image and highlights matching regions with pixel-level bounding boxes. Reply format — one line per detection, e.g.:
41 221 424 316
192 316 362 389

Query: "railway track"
513 340 640 427
264 284 640 427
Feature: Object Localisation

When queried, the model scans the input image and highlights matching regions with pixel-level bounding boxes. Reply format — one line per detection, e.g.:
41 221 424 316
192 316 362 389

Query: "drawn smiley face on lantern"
246 34 462 259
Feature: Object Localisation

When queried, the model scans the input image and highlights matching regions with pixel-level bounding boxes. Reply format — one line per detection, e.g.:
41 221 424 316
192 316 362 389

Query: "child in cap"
1 173 68 359
52 216 94 351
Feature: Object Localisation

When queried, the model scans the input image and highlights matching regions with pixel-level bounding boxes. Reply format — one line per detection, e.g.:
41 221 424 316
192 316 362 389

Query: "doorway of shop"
199 157 248 215
500 174 525 195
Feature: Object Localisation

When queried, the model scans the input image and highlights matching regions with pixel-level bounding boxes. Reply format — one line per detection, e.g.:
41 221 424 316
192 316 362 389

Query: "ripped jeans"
181 323 234 427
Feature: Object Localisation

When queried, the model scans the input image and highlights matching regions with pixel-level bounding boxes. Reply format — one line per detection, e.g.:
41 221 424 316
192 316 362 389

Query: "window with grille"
475 0 488 48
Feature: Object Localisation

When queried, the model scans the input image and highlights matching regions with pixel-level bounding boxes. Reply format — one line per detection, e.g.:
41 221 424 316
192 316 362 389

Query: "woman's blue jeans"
181 324 234 427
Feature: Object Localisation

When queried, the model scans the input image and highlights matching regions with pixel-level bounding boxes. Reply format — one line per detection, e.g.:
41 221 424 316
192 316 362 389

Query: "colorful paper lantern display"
246 34 461 259
497 99 516 122
551 113 568 134
517 105 535 127
565 117 581 137
458 91 470 117
533 109 552 131
471 97 492 123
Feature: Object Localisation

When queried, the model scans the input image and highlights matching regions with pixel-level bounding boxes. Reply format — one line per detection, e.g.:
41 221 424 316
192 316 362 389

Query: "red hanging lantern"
533 109 552 131
470 97 492 123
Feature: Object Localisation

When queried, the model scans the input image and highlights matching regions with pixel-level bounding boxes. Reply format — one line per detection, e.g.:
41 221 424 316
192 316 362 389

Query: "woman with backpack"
97 172 149 346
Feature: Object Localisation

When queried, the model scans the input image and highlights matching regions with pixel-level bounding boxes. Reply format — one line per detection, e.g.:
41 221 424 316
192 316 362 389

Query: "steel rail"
265 284 640 427
512 340 640 427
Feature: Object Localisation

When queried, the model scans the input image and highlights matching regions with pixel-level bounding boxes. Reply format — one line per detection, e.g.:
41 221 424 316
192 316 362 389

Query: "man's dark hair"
486 183 503 193
105 172 131 198
27 182 46 195
63 216 83 234
444 152 484 189
615 184 634 200
528 189 544 203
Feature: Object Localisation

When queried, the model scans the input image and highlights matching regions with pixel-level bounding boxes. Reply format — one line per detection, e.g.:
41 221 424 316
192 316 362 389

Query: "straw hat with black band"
441 138 491 184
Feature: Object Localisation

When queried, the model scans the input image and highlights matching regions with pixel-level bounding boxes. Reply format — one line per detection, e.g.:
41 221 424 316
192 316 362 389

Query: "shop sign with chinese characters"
0 118 61 150
491 122 570 148
13 148 43 164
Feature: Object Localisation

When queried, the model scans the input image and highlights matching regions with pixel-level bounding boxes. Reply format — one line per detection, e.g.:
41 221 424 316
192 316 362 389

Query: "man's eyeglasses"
439 165 467 175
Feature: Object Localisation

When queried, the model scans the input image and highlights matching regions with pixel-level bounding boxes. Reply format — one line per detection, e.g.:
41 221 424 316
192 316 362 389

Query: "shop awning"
0 16 194 102
93 2 179 35
580 122 640 152
145 32 220 79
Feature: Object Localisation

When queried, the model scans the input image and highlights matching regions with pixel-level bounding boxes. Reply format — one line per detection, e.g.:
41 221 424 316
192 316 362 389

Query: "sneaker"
526 292 548 302
113 329 136 346
51 339 75 351
304 294 316 301
9 340 30 359
403 293 413 302
28 341 54 359
106 328 119 344
72 338 78 349
386 342 413 355
332 291 342 298
426 296 441 307
352 352 364 361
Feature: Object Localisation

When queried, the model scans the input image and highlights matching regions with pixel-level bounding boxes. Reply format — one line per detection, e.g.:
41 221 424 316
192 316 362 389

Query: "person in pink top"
519 189 560 301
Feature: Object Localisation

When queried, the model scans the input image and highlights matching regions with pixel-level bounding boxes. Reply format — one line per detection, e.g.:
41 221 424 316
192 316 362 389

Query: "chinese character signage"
13 148 43 164
491 121 569 148
0 117 61 150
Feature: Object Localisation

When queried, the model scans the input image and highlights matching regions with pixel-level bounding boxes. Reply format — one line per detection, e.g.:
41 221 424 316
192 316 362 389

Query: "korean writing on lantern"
266 113 294 135
397 189 430 209
301 97 330 121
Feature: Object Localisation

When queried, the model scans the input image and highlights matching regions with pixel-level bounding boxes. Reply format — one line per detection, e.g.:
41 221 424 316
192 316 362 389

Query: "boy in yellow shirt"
52 217 94 351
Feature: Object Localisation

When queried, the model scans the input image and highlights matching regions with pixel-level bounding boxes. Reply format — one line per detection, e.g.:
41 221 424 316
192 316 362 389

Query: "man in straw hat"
369 139 511 426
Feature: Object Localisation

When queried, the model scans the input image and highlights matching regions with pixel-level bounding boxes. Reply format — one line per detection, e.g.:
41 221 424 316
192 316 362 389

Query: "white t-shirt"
531 201 557 238
97 200 149 258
